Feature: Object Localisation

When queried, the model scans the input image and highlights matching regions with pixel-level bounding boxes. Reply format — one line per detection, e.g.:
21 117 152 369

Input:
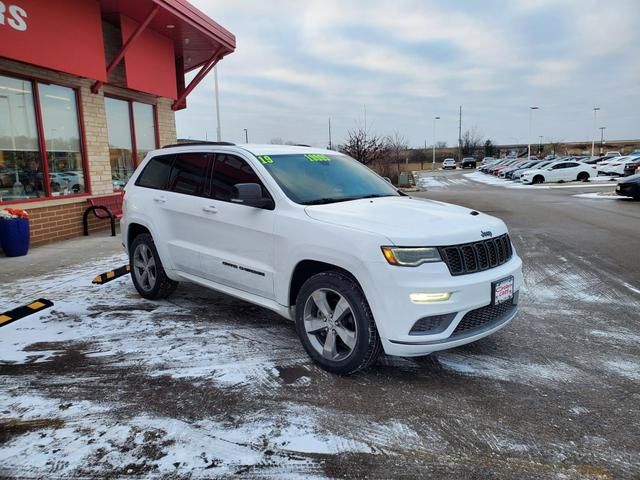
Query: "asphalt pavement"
1 170 639 479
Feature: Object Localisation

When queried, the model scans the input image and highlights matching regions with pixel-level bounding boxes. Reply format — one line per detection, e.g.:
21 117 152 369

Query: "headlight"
381 246 441 266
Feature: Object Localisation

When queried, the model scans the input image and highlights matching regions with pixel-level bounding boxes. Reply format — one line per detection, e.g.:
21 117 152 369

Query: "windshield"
255 153 400 205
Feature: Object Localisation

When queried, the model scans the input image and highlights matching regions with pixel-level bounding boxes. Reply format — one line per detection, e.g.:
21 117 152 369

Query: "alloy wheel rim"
133 244 157 291
303 288 358 362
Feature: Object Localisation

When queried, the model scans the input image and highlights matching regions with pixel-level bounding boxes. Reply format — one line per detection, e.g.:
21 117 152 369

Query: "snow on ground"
2 238 639 477
465 172 617 189
572 192 627 200
415 173 469 190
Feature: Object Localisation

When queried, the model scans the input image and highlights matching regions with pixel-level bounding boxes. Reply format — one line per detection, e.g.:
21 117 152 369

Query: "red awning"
97 0 235 73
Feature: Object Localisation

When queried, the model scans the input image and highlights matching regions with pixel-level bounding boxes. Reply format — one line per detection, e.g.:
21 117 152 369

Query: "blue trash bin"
0 217 30 257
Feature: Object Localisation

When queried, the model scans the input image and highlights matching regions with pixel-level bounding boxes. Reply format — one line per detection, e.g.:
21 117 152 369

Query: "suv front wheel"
295 271 382 374
130 233 178 300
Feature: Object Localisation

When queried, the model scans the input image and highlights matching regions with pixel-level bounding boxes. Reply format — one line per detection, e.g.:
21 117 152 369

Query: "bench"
83 192 124 237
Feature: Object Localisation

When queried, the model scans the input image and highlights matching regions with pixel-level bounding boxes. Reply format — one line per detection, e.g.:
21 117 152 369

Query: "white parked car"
121 143 523 374
600 156 640 176
596 156 623 176
442 158 457 169
520 160 596 184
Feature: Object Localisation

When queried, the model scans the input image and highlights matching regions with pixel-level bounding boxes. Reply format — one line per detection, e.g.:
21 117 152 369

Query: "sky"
175 0 640 148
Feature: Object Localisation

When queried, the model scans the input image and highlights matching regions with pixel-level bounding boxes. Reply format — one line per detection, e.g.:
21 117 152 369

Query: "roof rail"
162 141 236 149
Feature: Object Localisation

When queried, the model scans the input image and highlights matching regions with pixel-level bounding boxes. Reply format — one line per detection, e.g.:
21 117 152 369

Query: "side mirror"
232 183 274 209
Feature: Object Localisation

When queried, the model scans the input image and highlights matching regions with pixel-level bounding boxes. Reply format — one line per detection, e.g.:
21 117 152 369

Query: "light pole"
538 135 543 156
599 126 606 154
528 106 539 161
591 107 600 157
214 65 221 141
243 128 248 143
432 116 440 170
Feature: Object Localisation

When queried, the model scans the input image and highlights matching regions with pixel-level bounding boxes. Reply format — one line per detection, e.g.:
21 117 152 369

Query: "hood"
304 196 508 246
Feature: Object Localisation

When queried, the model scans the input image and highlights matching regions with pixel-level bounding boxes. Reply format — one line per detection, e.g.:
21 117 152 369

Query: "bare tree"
547 138 564 156
386 130 409 174
484 139 496 158
269 137 285 145
340 127 390 166
410 148 429 170
435 141 447 149
461 128 483 157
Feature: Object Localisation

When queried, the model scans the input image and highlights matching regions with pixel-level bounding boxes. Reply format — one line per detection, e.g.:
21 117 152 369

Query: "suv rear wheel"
295 271 382 374
130 233 178 300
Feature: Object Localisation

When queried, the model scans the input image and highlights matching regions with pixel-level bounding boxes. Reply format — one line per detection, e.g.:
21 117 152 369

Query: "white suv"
122 143 523 374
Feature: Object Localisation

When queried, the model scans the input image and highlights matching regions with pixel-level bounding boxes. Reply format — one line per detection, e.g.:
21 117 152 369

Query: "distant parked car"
481 157 496 166
461 157 476 169
442 158 457 169
601 156 640 176
512 161 554 181
616 173 640 199
605 151 621 157
520 161 596 184
596 156 623 176
623 158 640 176
502 160 540 179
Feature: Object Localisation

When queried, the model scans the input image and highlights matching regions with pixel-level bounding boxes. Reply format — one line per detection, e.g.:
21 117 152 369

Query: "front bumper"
363 254 523 357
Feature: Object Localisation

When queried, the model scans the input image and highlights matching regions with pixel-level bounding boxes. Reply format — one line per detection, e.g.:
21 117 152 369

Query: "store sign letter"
0 2 28 32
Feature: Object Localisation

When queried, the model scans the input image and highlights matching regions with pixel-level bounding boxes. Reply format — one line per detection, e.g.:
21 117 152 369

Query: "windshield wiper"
301 194 396 205
301 198 349 205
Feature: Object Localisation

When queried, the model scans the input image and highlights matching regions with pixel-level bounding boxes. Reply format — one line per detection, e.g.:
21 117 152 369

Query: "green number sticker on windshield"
305 154 331 162
257 155 274 164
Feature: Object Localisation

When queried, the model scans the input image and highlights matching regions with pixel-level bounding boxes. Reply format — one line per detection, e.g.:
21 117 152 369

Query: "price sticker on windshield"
305 154 331 162
257 155 274 164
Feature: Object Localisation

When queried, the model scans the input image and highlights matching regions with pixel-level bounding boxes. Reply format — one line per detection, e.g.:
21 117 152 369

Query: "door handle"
153 196 166 204
202 205 218 214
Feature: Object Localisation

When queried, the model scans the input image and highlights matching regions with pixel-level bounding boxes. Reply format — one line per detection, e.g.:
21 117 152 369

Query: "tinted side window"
168 152 213 196
566 163 579 168
136 154 174 190
211 154 269 202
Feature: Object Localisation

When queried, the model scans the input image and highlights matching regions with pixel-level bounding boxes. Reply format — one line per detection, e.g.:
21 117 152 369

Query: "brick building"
0 0 235 247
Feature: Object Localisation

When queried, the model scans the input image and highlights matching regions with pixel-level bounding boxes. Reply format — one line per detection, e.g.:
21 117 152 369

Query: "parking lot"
1 170 639 479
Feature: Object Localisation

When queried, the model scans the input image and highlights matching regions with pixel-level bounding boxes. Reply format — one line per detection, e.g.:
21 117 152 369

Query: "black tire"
577 172 589 182
532 175 544 185
129 233 178 300
295 271 382 375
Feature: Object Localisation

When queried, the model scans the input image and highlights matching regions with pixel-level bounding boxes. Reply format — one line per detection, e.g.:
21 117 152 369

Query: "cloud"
178 0 640 146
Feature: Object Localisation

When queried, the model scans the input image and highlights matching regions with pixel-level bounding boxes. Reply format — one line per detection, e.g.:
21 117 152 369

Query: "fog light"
410 292 451 303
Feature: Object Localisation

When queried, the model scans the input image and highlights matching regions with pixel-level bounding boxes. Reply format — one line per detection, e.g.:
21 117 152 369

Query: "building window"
0 73 87 203
105 97 158 191
0 75 44 201
133 102 156 164
39 84 86 195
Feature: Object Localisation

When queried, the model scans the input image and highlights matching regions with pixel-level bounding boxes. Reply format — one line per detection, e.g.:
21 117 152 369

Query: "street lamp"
599 126 606 154
538 135 543 155
528 106 539 161
591 107 600 157
432 116 440 171
243 128 248 143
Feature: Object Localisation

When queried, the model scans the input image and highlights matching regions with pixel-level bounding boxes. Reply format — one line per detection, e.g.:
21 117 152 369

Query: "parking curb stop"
0 299 54 328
